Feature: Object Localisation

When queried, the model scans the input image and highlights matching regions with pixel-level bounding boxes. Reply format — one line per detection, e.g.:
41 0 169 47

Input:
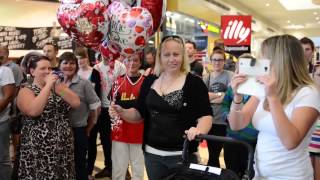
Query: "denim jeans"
0 121 12 180
144 151 197 180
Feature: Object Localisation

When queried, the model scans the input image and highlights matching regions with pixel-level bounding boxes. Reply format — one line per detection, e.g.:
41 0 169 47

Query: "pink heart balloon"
57 0 109 49
107 1 153 57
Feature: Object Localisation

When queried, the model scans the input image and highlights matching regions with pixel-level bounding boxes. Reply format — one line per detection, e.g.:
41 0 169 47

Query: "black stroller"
163 134 254 180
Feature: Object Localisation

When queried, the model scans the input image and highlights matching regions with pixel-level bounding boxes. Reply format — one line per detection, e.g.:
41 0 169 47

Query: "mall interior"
1 0 320 180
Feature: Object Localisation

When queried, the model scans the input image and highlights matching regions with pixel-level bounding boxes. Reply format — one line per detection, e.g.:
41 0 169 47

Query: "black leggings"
87 108 112 175
206 124 227 167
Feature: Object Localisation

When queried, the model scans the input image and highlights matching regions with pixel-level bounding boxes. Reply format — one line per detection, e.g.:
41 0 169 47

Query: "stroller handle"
182 134 254 180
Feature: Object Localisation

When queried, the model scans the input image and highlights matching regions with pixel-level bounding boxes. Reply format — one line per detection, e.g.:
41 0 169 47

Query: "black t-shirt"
136 73 212 152
190 61 203 77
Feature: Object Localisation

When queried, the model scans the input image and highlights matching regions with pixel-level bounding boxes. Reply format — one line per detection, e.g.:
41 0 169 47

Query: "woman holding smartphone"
229 35 320 180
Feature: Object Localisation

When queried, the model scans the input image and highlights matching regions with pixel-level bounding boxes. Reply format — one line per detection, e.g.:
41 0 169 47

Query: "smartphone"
53 70 64 81
237 58 270 97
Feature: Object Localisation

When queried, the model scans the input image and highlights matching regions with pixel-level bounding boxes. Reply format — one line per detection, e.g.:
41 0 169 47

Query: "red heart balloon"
99 40 121 61
140 0 166 32
107 1 153 57
57 0 109 49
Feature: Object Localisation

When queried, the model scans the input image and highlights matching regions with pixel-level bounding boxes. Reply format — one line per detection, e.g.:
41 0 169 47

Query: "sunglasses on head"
161 35 184 44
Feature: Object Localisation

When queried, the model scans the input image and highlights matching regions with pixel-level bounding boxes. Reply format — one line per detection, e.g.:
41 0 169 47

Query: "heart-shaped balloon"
98 40 121 61
57 0 109 49
139 0 166 32
60 0 82 4
111 0 136 6
107 1 153 57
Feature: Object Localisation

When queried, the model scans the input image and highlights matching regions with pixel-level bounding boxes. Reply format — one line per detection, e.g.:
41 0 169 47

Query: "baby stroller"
163 134 254 180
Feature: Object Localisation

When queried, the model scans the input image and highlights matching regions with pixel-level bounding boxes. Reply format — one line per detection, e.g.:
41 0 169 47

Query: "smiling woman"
16 53 80 179
58 51 101 180
109 35 213 180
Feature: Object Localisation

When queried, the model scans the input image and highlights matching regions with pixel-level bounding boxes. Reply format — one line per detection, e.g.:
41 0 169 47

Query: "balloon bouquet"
57 0 166 129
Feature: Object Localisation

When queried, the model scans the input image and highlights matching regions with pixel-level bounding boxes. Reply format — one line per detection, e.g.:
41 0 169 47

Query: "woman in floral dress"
16 54 80 179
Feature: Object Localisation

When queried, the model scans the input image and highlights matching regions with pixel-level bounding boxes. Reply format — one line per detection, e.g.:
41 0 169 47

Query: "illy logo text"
223 20 250 44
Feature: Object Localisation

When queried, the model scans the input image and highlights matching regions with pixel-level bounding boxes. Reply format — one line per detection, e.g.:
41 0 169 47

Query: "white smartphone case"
237 58 270 97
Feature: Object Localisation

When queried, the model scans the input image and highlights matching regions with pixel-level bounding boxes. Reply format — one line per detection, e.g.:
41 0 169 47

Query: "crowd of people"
0 34 319 180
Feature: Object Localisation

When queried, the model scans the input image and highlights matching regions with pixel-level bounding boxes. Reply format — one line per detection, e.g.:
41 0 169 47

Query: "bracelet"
230 101 243 112
233 98 243 104
60 89 66 98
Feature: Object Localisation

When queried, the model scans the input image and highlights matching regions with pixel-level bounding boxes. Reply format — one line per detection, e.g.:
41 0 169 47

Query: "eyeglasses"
210 58 224 62
161 35 184 44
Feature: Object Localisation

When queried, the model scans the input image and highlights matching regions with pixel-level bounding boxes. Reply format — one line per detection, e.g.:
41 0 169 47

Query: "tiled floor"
10 139 225 180
93 140 225 180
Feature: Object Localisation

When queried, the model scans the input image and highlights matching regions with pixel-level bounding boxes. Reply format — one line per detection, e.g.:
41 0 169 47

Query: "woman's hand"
231 73 247 100
256 73 277 99
54 83 68 94
185 127 201 141
109 103 123 119
44 72 58 87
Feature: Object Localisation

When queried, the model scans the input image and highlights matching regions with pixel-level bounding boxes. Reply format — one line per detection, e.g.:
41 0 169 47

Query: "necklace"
159 73 181 95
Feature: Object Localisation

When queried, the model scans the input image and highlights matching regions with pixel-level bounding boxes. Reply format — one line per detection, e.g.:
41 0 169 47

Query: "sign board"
220 15 251 57
0 26 73 50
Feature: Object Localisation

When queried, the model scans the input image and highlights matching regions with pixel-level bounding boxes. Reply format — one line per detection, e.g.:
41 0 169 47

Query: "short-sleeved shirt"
0 66 15 123
68 75 101 127
190 60 203 77
203 70 233 124
252 86 320 180
94 61 126 107
5 61 23 87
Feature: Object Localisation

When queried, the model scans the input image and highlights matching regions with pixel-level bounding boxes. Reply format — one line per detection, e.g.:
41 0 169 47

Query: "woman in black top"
109 35 213 180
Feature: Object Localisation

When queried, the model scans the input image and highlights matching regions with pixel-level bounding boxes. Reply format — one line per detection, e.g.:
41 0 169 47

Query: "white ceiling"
0 0 60 27
1 0 320 38
221 0 320 37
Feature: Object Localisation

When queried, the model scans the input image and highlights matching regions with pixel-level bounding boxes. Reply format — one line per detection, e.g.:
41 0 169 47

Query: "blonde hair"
153 36 190 76
261 34 314 105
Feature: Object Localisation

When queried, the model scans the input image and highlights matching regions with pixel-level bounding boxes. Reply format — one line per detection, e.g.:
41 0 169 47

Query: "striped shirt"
309 120 320 153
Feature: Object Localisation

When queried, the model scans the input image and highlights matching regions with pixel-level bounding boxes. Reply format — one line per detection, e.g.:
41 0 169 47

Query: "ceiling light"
265 3 270 7
316 17 320 20
279 0 320 10
314 12 318 15
313 0 320 5
287 20 291 23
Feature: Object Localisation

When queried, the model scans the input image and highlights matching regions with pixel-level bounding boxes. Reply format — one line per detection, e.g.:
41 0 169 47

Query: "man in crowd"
0 48 15 180
186 40 203 77
0 46 23 164
43 42 59 69
91 56 126 178
300 37 315 73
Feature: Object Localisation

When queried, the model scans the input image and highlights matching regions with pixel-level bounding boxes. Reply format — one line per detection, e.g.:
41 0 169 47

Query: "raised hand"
256 73 277 99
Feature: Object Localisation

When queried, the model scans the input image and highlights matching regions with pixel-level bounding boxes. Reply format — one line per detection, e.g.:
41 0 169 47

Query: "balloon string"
110 58 133 130
136 0 142 7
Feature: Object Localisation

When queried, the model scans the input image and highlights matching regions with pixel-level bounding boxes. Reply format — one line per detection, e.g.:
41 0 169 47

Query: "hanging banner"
220 15 251 57
0 26 73 50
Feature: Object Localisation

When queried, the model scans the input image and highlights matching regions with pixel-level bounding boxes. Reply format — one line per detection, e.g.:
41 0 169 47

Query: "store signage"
0 26 72 50
221 15 251 46
198 21 220 34
220 15 251 57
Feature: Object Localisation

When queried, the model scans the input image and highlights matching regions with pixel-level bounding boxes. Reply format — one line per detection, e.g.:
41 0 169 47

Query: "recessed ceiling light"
316 17 320 20
287 20 291 23
318 21 320 24
279 0 320 10
266 3 270 7
314 12 318 15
